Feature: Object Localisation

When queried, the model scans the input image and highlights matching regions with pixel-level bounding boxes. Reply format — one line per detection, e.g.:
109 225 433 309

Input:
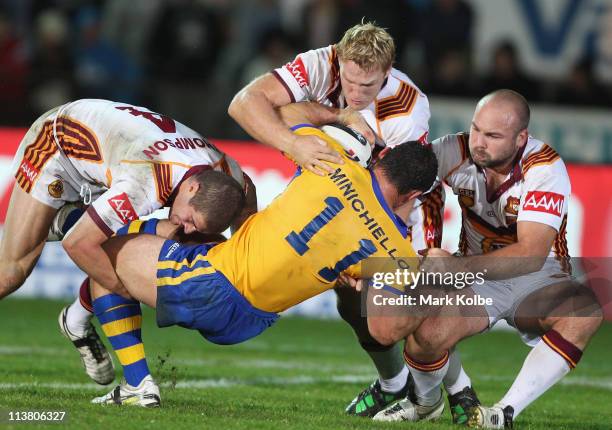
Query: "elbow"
62 234 96 262
61 234 80 258
228 87 254 120
228 95 240 120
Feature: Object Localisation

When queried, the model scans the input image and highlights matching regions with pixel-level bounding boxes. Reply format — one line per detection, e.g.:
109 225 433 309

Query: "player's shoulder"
295 45 335 66
520 136 568 178
375 68 429 123
432 132 470 154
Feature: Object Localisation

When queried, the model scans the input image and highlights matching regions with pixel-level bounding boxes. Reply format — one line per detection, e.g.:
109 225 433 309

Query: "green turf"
0 298 610 429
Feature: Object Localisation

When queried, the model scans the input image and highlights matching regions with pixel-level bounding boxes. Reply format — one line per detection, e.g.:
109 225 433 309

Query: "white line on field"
175 357 373 373
1 375 611 392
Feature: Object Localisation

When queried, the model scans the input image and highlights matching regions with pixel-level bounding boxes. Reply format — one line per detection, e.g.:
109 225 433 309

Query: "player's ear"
516 128 529 148
399 190 422 205
187 177 201 194
376 147 391 160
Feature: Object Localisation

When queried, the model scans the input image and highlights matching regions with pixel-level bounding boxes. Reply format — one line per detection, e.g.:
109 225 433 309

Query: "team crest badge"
504 196 520 224
457 188 475 207
48 179 64 198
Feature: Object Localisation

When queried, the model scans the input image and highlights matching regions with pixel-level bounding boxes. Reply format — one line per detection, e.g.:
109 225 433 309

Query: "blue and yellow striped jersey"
206 125 418 312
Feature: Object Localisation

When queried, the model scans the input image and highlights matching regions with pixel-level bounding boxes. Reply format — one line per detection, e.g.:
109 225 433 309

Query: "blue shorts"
155 239 279 345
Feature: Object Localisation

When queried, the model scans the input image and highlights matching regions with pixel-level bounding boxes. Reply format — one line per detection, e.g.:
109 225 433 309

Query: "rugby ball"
321 124 372 168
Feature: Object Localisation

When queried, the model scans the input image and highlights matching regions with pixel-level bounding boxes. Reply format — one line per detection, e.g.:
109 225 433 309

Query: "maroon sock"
542 329 583 369
78 278 93 313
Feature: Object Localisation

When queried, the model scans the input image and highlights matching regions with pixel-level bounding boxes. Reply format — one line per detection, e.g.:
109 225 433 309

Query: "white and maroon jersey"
273 45 441 251
273 45 430 147
12 99 245 236
431 133 571 261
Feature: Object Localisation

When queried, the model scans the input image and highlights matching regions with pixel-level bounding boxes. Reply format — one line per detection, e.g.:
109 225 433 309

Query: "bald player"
370 90 602 428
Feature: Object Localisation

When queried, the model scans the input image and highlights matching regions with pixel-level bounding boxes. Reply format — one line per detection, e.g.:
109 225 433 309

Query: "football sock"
64 278 94 338
93 293 150 387
367 342 408 391
443 347 472 396
498 330 582 417
404 349 449 407
379 365 409 393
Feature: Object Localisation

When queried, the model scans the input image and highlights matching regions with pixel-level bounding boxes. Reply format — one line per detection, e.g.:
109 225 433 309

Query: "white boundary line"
1 375 610 392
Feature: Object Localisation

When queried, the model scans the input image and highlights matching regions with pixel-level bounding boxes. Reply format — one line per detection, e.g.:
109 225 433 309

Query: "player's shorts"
10 106 100 208
471 261 572 345
155 239 279 345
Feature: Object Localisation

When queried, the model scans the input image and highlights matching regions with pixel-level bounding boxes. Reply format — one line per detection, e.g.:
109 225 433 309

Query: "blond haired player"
229 22 477 421
370 90 602 427
0 99 253 388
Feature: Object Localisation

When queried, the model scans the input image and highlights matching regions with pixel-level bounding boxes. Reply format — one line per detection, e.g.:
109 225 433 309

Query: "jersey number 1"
285 197 376 282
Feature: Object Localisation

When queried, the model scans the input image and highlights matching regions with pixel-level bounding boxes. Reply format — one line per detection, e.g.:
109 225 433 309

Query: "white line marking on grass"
176 357 373 373
0 345 69 356
476 374 612 391
3 375 611 392
0 375 375 391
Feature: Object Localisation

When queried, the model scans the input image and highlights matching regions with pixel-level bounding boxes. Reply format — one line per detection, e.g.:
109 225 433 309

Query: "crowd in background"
1 0 611 139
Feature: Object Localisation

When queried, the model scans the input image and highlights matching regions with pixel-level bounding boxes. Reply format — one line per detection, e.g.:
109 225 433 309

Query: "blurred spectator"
28 8 74 116
73 6 141 103
0 8 29 125
101 0 163 69
334 0 414 67
479 41 541 100
302 0 339 50
146 0 224 129
555 57 611 108
419 0 473 77
240 27 295 87
427 50 476 98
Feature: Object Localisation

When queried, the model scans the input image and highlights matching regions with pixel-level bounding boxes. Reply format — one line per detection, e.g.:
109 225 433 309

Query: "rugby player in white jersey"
229 21 478 421
0 99 255 391
369 90 602 427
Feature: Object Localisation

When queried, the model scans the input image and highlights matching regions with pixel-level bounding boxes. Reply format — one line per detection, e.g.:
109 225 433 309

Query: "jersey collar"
369 170 408 238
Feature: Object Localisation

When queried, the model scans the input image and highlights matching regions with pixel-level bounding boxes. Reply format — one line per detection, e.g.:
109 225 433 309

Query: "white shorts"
10 107 98 209
471 261 572 345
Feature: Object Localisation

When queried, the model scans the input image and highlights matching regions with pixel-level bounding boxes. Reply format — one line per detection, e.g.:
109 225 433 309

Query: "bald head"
476 89 530 133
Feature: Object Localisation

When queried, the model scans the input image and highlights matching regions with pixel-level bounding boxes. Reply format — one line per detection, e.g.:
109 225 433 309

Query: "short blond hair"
335 21 395 72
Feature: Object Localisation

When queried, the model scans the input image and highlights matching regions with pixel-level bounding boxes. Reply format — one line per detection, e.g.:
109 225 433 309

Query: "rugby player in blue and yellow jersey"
87 104 438 406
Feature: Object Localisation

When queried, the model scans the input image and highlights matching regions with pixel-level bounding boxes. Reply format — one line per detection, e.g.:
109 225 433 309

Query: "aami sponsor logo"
108 192 138 224
523 191 564 216
285 57 309 88
19 159 39 183
425 225 439 242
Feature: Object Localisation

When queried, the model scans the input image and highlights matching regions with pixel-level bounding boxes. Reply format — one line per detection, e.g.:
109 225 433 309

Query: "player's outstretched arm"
421 221 557 280
229 74 343 175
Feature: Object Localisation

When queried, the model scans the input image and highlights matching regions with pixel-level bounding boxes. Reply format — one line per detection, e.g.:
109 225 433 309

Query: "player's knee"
367 317 405 346
413 321 452 355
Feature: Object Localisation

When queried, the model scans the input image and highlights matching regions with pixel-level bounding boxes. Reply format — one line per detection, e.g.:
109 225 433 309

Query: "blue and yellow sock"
93 294 150 387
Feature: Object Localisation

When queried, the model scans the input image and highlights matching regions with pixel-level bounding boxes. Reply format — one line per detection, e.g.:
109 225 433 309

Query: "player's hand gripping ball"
321 124 373 168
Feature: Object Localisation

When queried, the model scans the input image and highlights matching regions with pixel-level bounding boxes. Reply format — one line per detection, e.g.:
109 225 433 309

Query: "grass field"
0 299 610 429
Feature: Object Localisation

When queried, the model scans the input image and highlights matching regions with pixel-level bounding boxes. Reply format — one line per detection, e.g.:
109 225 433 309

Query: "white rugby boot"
468 404 514 429
91 375 161 407
58 306 115 385
373 391 444 422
